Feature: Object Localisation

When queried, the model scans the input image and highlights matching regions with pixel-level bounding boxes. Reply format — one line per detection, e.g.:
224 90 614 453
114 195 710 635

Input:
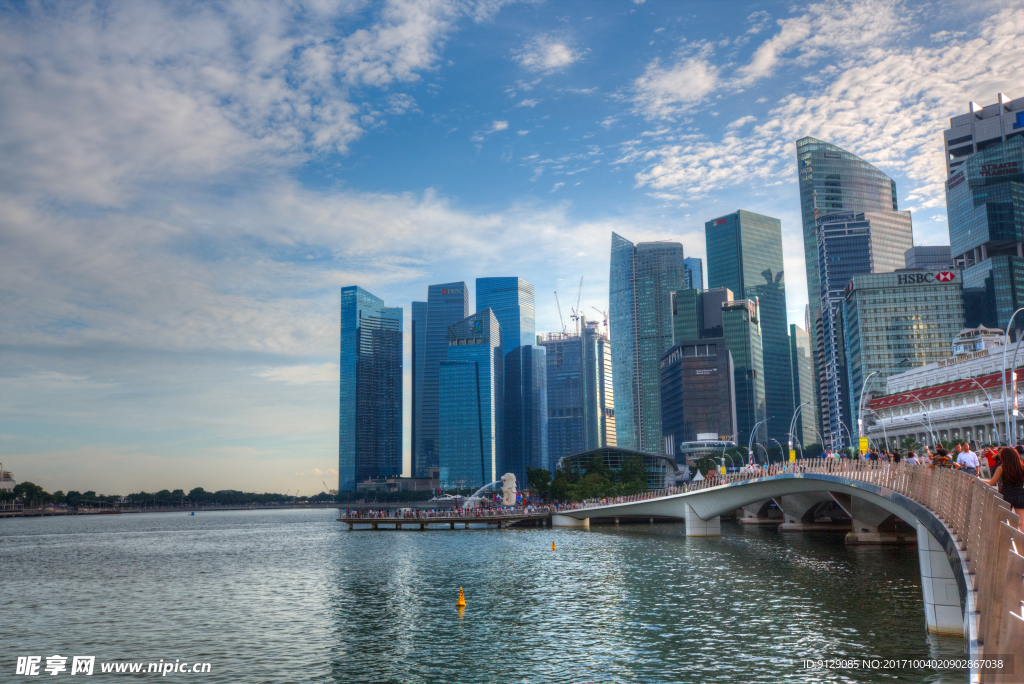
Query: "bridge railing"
576 459 1024 673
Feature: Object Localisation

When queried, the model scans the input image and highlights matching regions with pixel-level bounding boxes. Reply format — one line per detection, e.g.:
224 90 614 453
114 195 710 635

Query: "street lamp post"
788 402 811 461
965 377 1000 445
786 432 805 461
747 417 771 465
768 438 784 465
895 392 938 447
861 408 888 450
837 421 856 456
858 358 909 447
1001 308 1024 445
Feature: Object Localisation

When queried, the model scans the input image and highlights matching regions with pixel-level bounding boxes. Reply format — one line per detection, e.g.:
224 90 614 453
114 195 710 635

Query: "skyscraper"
609 233 684 451
683 257 704 290
722 299 766 450
539 319 615 469
438 309 502 489
706 210 793 445
339 286 403 492
942 93 1023 178
672 287 733 342
476 277 536 353
410 301 428 477
659 338 737 457
796 138 914 446
417 283 469 477
789 324 819 450
946 135 1024 335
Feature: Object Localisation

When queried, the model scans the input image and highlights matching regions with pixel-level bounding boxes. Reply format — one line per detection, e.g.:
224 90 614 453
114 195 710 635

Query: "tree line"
527 453 650 502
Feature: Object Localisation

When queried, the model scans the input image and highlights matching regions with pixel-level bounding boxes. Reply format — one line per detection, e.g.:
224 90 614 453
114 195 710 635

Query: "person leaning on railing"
987 446 1024 533
928 447 960 470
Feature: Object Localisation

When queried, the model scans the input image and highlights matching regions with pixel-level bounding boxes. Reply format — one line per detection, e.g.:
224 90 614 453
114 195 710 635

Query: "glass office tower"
438 310 502 489
789 324 819 450
796 138 913 445
339 286 403 492
841 270 965 445
609 233 684 451
503 345 547 485
476 277 536 352
946 137 1024 335
683 257 704 290
410 301 428 478
539 319 616 470
417 283 470 477
706 210 793 445
722 299 766 452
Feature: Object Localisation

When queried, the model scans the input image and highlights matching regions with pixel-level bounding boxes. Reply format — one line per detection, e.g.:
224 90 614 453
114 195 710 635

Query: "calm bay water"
2 509 967 683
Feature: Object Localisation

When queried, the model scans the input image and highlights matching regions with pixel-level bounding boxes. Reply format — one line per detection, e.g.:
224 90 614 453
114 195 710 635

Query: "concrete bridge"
552 461 1024 683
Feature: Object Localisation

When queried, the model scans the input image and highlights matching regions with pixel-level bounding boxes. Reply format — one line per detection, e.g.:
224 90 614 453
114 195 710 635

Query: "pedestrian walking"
987 446 1024 533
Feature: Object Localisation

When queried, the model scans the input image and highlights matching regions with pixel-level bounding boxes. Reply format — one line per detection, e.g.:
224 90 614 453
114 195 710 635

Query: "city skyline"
2 0 1021 493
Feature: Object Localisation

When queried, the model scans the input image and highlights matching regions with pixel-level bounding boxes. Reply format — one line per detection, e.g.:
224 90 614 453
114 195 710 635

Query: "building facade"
609 233 684 451
339 286 403 492
865 328 1024 448
706 210 793 445
796 137 914 447
789 324 819 449
905 246 953 270
410 301 428 478
416 283 470 477
502 344 548 485
841 270 966 445
539 319 615 470
438 309 502 489
672 287 733 343
683 257 704 290
942 93 1024 178
475 277 536 353
946 136 1024 336
722 299 767 450
659 338 737 459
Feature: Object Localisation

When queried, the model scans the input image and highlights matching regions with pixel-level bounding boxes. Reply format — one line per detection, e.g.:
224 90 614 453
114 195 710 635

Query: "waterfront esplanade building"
557 447 677 490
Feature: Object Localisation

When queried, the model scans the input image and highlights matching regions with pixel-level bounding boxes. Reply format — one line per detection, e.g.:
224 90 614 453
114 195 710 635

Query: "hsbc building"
838 269 966 447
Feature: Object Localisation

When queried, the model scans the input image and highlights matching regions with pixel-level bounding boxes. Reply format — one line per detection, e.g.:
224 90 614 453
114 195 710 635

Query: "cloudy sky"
1 0 1020 494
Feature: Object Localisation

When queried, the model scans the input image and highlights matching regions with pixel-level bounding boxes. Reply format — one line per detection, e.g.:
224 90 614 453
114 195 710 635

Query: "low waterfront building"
864 327 1024 447
676 436 738 467
556 447 677 490
0 469 14 492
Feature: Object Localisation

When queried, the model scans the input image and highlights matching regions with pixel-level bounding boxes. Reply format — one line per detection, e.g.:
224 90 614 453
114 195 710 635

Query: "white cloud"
491 120 509 131
256 364 339 385
517 130 531 135
514 34 582 73
517 98 540 107
726 115 756 129
551 182 565 192
631 56 720 119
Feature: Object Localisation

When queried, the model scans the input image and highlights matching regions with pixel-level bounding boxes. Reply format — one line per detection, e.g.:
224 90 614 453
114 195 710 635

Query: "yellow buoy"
456 587 466 608
551 541 556 551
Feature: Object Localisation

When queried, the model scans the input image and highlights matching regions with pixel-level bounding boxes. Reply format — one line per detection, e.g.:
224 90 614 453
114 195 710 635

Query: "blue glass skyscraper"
439 309 503 489
417 283 469 477
410 301 428 477
476 277 536 352
683 257 703 290
339 286 402 492
610 233 684 451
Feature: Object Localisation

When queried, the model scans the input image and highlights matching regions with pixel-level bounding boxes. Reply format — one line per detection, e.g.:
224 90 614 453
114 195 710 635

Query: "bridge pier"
552 514 589 528
831 493 915 545
916 521 964 636
684 503 720 537
738 499 779 525
776 493 850 531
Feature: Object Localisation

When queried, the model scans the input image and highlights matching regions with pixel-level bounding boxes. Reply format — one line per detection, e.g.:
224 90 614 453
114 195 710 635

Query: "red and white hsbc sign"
896 271 956 285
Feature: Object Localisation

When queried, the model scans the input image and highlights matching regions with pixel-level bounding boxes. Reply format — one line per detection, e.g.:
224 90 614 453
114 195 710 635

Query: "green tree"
900 436 922 453
616 455 648 495
526 468 552 500
13 482 46 508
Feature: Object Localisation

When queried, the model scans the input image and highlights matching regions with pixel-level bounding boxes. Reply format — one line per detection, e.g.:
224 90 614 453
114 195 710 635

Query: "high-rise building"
609 233 684 451
502 344 547 485
410 301 428 477
417 283 470 477
841 269 965 446
659 338 737 459
905 246 953 270
722 299 766 450
683 257 704 290
706 210 793 445
796 138 914 446
672 287 733 343
539 319 615 469
946 134 1024 335
438 309 502 489
942 93 1024 178
475 277 536 353
789 324 819 450
339 286 402 492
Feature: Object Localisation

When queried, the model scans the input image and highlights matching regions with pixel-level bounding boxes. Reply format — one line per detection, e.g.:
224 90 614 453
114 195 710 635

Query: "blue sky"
1 0 1020 493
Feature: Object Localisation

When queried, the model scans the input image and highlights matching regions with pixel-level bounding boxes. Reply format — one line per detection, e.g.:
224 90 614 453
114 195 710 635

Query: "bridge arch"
553 472 974 643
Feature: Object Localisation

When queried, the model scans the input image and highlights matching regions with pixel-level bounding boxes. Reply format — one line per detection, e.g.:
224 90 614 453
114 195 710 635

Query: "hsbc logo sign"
896 271 956 285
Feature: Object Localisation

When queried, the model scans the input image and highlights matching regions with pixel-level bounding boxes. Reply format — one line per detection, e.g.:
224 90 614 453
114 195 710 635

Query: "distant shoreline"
1 501 456 518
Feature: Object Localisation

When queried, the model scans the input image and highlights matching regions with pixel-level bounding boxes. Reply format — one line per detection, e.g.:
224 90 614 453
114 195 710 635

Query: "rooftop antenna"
554 291 567 334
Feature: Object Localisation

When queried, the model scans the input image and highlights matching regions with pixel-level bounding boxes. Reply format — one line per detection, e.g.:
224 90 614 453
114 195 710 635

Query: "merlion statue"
500 473 517 506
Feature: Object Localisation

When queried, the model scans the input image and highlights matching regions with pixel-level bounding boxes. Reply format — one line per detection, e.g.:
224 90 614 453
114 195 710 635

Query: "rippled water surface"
2 509 968 683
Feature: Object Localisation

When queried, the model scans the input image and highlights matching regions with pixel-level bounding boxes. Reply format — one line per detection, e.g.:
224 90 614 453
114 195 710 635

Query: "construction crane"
592 307 608 333
554 291 567 333
569 277 584 334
